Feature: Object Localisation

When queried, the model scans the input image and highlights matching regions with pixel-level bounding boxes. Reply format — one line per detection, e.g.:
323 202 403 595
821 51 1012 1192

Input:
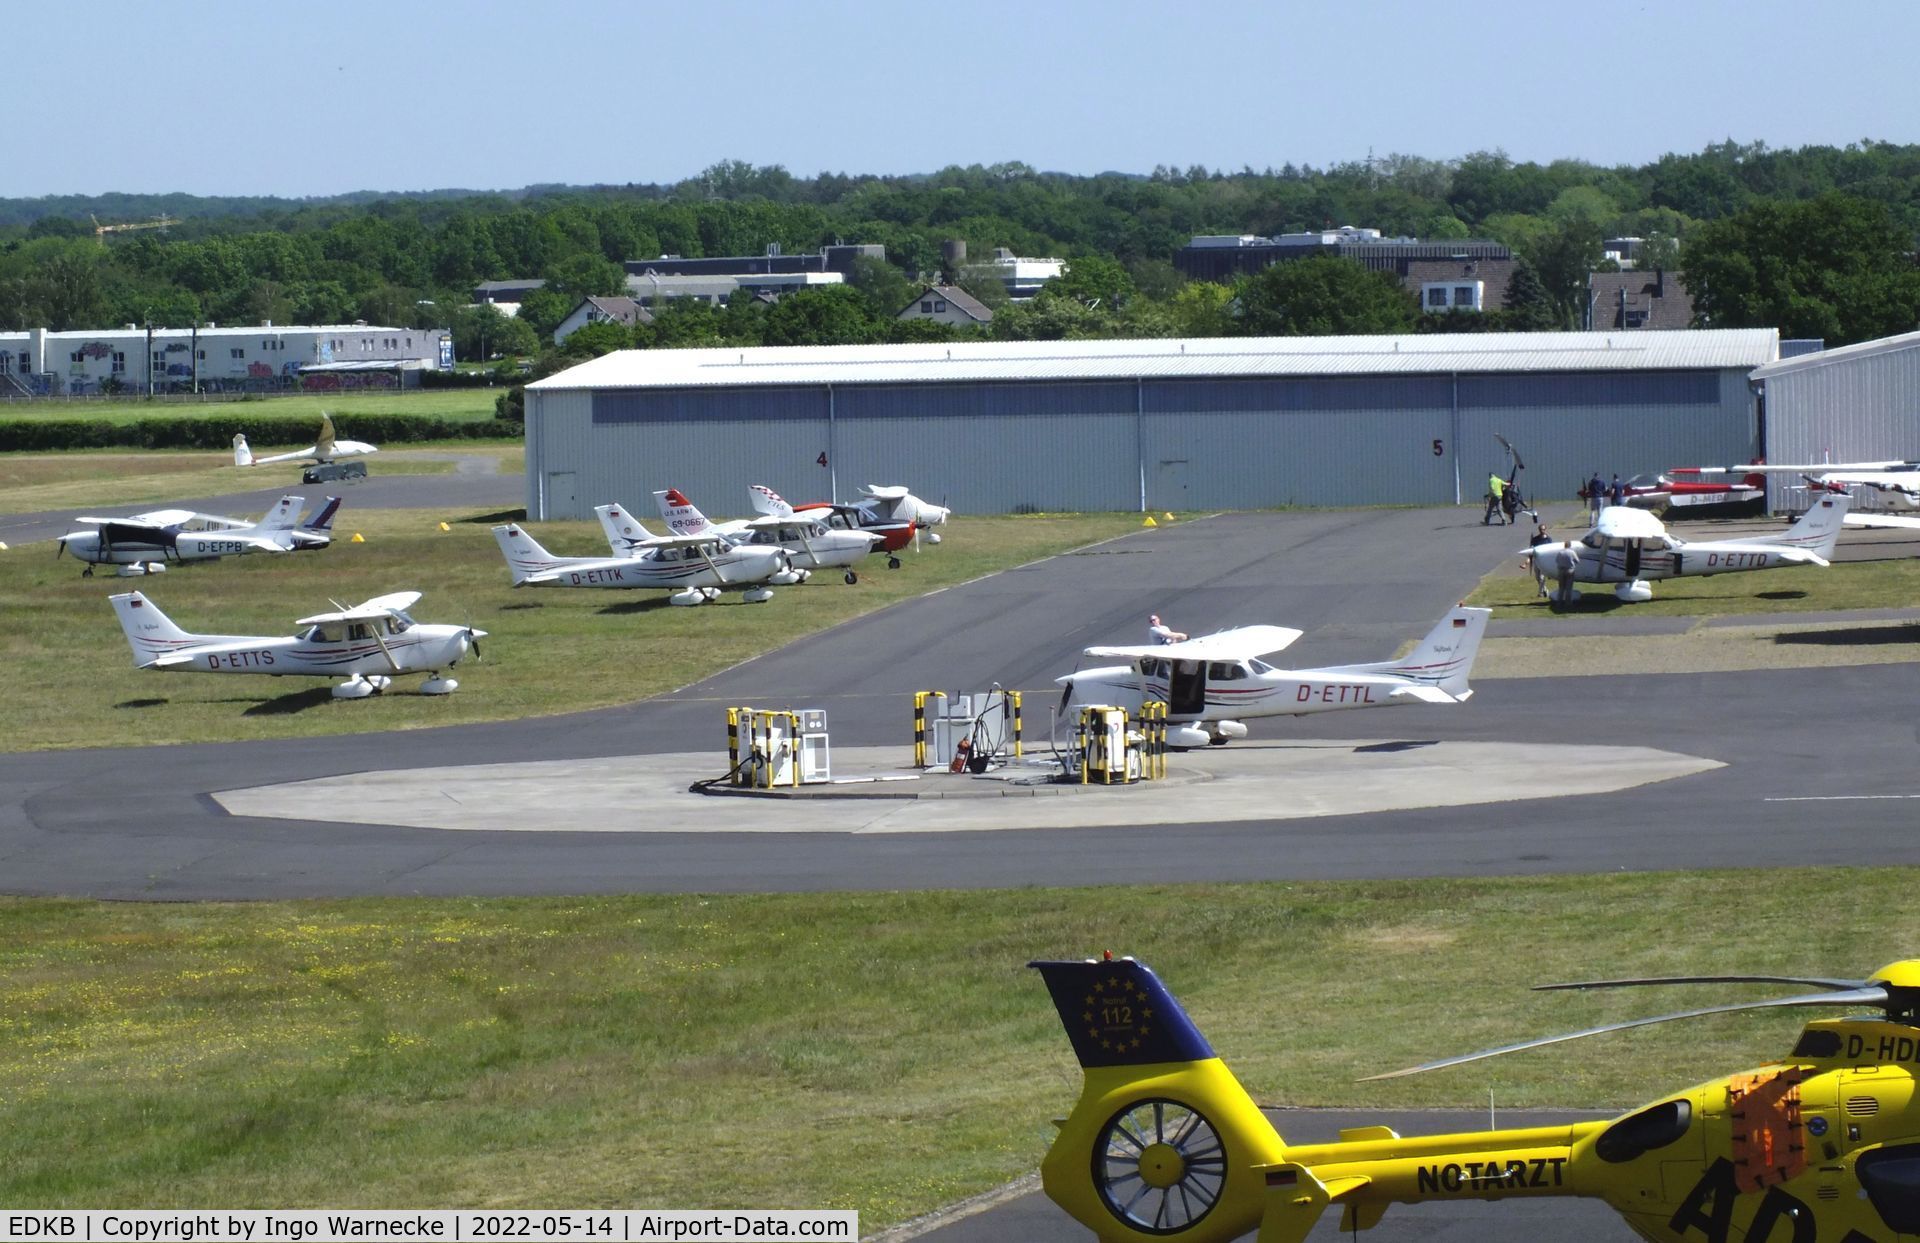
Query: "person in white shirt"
1148 613 1187 644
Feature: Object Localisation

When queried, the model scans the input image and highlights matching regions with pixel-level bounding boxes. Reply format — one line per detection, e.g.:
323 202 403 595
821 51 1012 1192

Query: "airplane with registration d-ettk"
110 590 482 698
492 519 800 605
644 488 880 584
1524 496 1848 601
58 495 341 576
1056 606 1489 748
232 412 377 468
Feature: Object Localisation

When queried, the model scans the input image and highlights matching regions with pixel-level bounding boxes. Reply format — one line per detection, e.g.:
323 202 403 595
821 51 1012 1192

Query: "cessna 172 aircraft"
640 489 881 584
492 521 799 604
1695 458 1920 507
1056 606 1489 748
1034 952 1920 1243
58 495 340 576
110 589 481 698
232 413 377 473
749 483 949 567
1524 495 1849 602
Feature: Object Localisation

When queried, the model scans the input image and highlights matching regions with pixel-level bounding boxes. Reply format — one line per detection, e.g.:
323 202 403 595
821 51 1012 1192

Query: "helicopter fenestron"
1032 954 1920 1243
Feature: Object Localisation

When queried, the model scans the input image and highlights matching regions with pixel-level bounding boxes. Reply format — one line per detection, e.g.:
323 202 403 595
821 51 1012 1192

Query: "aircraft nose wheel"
886 555 901 569
844 570 857 585
1094 1099 1225 1233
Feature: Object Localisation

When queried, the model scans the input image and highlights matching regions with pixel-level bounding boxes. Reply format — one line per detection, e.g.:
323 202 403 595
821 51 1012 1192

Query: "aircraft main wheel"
1208 734 1231 746
844 570 857 585
887 555 901 569
1094 1099 1225 1234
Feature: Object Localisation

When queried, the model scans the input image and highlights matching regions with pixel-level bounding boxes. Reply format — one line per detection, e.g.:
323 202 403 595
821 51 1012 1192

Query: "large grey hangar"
522 330 1780 520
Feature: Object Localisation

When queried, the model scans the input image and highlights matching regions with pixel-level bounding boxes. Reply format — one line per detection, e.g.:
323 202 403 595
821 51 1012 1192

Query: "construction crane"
91 213 177 239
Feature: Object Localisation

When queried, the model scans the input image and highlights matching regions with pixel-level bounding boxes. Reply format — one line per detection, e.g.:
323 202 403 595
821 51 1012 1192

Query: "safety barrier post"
782 711 800 788
1011 691 1023 757
913 691 928 767
727 707 740 773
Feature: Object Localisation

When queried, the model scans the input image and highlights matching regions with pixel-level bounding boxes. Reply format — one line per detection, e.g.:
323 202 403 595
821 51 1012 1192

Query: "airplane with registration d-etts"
109 590 482 698
1056 606 1490 748
492 521 799 605
58 495 341 576
1523 497 1848 602
643 489 880 584
232 413 377 468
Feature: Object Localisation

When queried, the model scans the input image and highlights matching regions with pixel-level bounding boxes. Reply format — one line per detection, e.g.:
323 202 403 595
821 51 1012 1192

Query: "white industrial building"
0 322 452 398
1750 330 1920 510
521 330 1779 521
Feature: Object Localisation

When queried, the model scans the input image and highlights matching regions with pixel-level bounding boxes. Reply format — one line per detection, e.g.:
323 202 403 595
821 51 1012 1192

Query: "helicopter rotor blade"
1359 985 1890 1082
1495 433 1525 472
1535 973 1871 993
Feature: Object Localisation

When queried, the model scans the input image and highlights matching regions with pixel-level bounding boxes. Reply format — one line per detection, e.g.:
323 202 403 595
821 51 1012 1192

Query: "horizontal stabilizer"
141 654 199 669
1389 684 1459 704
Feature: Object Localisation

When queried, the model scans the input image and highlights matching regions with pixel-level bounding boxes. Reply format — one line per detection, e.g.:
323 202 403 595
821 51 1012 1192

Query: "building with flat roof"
1176 226 1516 311
520 330 1778 520
0 323 451 398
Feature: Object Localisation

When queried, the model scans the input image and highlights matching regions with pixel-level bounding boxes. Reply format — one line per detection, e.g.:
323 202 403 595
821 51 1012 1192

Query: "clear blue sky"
9 0 1918 199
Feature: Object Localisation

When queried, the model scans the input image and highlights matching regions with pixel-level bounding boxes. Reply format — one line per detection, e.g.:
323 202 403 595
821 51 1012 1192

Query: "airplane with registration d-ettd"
492 520 801 605
1032 951 1920 1243
641 488 880 584
58 495 341 576
109 590 481 698
749 483 949 568
1523 496 1849 602
232 413 377 468
1055 605 1489 748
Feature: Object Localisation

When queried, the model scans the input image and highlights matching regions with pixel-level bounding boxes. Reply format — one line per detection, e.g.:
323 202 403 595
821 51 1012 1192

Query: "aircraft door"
1168 660 1206 717
1625 542 1642 578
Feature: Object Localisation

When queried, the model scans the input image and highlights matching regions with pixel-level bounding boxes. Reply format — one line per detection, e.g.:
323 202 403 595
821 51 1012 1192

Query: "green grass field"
1468 553 1920 617
3 870 1914 1219
3 390 502 424
1 508 1139 750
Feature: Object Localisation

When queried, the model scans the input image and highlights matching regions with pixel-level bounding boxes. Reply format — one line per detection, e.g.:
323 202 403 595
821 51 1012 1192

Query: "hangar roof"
530 329 1780 392
1750 329 1919 379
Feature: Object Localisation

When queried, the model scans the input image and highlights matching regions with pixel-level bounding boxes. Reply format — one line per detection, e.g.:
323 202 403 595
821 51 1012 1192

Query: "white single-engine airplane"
59 495 341 576
110 590 482 699
232 413 378 468
1524 496 1848 602
750 483 949 567
645 488 880 584
492 520 799 604
1057 606 1490 748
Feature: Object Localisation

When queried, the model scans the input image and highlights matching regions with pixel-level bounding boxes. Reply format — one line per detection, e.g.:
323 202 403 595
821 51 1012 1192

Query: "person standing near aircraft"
1609 473 1625 507
1148 614 1187 644
1484 471 1507 524
1587 470 1606 520
1527 522 1553 596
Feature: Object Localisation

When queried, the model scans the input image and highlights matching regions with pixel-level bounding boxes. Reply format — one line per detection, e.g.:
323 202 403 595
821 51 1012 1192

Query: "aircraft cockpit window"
1249 659 1276 675
348 623 372 641
383 616 409 634
1208 662 1246 681
1581 533 1604 549
309 624 343 643
1856 1143 1920 1231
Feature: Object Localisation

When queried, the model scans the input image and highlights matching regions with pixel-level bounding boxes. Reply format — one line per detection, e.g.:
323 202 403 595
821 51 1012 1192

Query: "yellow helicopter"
1032 954 1920 1243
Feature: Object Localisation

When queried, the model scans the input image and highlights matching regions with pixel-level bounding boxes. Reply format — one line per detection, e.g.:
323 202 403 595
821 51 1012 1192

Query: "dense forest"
5 140 1920 367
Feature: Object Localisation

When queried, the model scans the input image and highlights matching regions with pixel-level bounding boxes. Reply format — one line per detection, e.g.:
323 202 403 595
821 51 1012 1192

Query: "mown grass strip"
2 870 1913 1219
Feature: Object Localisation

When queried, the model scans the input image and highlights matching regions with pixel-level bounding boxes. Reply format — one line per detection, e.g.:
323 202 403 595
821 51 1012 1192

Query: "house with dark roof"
1585 270 1694 331
896 285 994 327
552 295 654 345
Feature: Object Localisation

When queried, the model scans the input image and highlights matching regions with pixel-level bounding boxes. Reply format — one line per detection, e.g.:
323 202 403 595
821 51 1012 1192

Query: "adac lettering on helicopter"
1296 683 1378 704
206 650 275 669
1664 1157 1879 1243
1415 1157 1567 1194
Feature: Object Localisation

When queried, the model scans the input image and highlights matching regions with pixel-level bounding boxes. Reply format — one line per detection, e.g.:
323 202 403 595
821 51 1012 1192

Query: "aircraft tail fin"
314 413 337 459
654 487 714 537
258 496 305 530
595 502 660 554
302 497 343 533
1030 956 1287 1243
1322 607 1490 698
109 591 199 668
232 433 253 467
749 485 793 517
1755 493 1849 561
493 523 563 586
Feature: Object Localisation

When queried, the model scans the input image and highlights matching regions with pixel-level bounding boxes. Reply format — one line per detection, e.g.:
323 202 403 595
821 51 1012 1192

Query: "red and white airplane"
1608 467 1768 513
748 484 949 568
1056 606 1490 748
110 590 482 699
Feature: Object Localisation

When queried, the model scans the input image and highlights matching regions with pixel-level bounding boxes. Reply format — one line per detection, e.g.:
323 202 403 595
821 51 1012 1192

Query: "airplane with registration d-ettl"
58 495 341 576
109 590 481 698
1523 496 1848 602
232 412 377 468
492 520 801 605
644 488 880 584
1032 951 1920 1243
1055 605 1489 748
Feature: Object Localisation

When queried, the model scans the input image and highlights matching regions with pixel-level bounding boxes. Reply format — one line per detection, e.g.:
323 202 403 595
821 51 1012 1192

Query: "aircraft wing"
1817 470 1920 492
1593 506 1669 541
295 590 423 626
1085 624 1306 661
861 484 912 500
74 508 200 529
1845 512 1920 530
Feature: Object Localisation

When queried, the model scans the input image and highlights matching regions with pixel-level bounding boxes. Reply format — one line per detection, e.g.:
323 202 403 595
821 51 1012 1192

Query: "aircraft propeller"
1362 966 1918 1081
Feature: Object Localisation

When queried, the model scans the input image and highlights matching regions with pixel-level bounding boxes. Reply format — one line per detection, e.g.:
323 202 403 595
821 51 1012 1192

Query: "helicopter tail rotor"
1030 956 1286 1242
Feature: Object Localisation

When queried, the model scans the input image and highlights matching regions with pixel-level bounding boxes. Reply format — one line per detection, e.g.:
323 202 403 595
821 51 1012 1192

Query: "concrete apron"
213 740 1721 834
